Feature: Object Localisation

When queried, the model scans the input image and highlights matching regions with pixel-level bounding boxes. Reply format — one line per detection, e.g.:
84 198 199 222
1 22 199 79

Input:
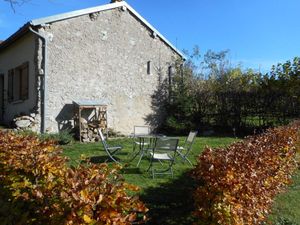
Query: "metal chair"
176 131 198 166
98 128 122 163
147 137 179 178
132 126 152 166
132 126 151 145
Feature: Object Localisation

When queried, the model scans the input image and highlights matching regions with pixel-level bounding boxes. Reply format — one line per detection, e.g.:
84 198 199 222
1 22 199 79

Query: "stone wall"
39 7 180 134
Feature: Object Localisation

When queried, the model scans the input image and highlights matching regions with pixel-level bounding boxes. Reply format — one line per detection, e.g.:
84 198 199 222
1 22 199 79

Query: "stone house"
0 1 184 135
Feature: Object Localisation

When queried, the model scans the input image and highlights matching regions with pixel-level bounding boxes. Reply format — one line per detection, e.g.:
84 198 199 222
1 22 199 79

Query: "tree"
4 0 29 12
148 44 300 134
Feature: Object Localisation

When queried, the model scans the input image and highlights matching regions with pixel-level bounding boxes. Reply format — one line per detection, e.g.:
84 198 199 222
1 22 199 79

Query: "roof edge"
1 1 185 59
30 1 185 59
123 2 185 59
0 23 31 51
30 1 125 26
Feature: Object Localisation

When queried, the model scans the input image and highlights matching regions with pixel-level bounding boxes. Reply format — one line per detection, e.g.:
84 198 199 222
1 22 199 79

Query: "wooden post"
79 106 82 142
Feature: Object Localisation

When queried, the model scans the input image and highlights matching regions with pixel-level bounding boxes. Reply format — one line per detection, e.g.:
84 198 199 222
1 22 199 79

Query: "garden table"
130 134 165 167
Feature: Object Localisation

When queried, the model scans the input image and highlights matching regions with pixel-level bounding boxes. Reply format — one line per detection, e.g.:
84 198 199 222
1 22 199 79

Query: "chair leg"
147 154 154 172
149 160 175 179
107 152 119 164
177 151 186 162
184 156 193 166
177 150 193 166
136 150 144 167
132 141 137 153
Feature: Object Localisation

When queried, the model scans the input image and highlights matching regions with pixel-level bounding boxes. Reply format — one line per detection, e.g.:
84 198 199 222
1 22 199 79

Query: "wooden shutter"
20 62 29 100
8 69 14 102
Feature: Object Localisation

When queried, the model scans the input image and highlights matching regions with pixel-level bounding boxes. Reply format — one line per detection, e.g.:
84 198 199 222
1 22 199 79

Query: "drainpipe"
29 26 47 133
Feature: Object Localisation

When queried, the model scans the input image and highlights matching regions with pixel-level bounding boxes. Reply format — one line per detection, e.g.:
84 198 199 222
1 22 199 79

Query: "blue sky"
1 0 300 73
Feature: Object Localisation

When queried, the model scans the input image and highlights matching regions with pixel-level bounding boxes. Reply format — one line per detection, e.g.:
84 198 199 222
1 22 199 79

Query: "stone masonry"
36 7 180 134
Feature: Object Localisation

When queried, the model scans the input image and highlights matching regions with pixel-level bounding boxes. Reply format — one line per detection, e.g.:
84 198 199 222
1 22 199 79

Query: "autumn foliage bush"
0 131 147 225
192 121 300 225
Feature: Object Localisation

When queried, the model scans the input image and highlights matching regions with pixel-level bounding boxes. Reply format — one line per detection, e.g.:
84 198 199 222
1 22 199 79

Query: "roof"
73 100 107 107
0 23 30 51
0 1 184 58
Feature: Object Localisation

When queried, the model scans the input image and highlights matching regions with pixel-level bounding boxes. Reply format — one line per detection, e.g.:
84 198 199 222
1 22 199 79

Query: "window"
147 61 151 75
8 62 29 102
168 66 174 86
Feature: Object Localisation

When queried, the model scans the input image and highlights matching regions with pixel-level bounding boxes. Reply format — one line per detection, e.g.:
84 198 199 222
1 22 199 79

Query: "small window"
8 62 29 102
168 66 174 85
147 61 151 75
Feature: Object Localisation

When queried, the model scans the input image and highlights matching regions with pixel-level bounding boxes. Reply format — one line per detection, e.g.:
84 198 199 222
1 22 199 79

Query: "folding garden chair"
176 131 198 166
132 126 151 146
98 128 122 163
147 137 179 178
131 125 152 166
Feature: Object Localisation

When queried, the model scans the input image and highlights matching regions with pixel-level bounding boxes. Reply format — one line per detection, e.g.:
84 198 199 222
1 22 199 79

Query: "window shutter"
8 62 29 102
20 63 29 100
8 69 14 102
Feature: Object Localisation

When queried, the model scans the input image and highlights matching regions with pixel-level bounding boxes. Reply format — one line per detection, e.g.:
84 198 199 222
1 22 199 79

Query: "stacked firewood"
80 118 106 143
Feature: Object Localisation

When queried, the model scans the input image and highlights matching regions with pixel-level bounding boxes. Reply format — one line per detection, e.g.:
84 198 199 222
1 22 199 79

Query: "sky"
0 0 300 73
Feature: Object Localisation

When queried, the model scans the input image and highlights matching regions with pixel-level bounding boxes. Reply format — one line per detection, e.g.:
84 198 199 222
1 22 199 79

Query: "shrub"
16 129 75 145
107 128 125 138
39 130 75 145
0 131 147 224
191 121 300 225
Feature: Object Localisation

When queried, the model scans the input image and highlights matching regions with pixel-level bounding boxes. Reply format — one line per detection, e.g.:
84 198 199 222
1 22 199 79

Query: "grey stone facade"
0 2 183 135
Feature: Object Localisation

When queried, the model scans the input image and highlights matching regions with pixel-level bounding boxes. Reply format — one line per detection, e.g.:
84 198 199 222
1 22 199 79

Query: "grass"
62 136 300 225
63 136 236 224
63 136 236 187
268 169 300 225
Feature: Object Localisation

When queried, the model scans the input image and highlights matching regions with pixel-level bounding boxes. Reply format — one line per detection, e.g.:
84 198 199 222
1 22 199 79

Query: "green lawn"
62 136 300 225
268 170 300 225
63 136 236 224
63 136 236 188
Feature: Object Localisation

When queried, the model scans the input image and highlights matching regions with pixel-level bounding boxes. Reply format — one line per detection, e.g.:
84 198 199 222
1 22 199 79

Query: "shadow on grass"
140 171 196 225
89 151 129 164
89 156 113 163
120 167 143 175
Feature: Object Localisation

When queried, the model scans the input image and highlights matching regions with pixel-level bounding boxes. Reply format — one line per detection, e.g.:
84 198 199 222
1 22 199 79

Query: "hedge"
0 131 147 225
191 121 300 225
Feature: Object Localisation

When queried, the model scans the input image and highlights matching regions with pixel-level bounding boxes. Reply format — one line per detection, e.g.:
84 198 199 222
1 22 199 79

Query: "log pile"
80 118 106 143
73 102 108 143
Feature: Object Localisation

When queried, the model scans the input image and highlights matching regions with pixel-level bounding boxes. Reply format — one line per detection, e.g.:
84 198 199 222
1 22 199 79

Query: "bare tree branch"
4 0 30 12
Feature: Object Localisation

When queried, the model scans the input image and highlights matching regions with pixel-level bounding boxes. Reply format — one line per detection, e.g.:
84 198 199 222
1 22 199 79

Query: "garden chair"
98 128 122 163
176 131 198 166
132 126 151 144
131 126 152 166
147 137 179 178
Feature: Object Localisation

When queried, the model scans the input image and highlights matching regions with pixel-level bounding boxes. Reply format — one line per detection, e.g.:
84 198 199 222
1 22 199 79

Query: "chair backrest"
134 126 150 136
187 131 197 143
184 131 198 149
98 128 109 149
154 137 179 153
